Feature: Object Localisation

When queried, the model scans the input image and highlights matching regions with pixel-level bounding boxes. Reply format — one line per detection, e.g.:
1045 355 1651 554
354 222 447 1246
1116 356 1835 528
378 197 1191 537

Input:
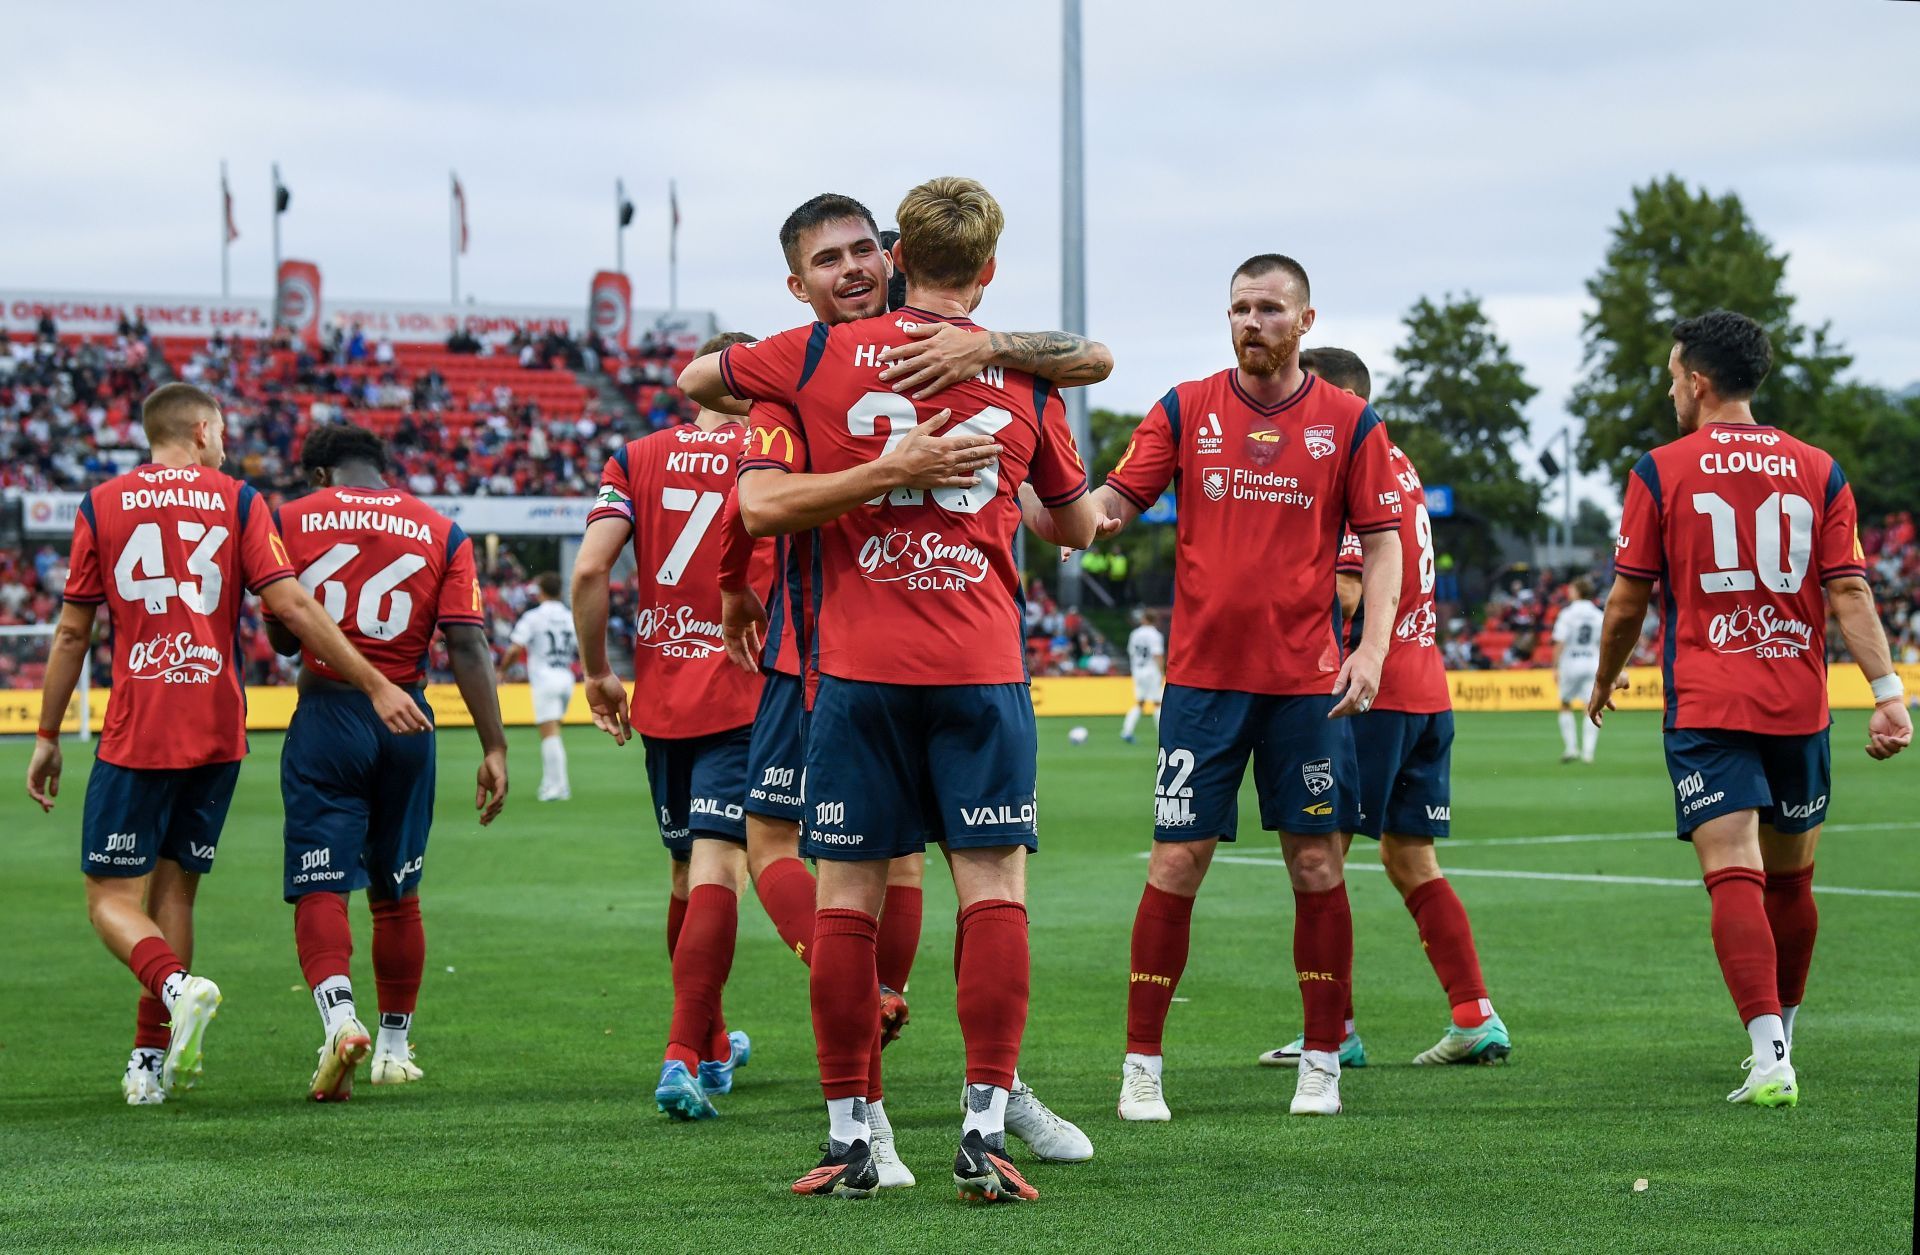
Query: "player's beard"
1235 321 1306 378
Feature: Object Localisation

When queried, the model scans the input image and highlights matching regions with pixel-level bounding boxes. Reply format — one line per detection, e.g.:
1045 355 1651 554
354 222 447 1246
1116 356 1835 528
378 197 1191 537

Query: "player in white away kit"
1121 610 1165 743
503 572 578 800
1553 577 1604 763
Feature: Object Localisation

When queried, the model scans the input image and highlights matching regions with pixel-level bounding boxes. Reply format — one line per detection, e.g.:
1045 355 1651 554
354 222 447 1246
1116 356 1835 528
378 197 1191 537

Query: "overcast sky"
5 1 1915 501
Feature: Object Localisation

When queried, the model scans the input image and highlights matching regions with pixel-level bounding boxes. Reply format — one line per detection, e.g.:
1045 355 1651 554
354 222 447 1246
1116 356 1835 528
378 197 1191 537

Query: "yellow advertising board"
7 666 1918 735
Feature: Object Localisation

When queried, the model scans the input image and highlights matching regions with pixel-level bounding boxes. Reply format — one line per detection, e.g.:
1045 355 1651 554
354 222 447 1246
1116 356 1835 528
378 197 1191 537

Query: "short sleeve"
587 448 636 529
1817 459 1867 583
1335 530 1363 575
1613 454 1664 580
718 325 817 404
740 400 807 475
1027 381 1089 508
1341 406 1402 534
238 485 297 594
439 527 485 627
1106 392 1179 511
63 491 105 605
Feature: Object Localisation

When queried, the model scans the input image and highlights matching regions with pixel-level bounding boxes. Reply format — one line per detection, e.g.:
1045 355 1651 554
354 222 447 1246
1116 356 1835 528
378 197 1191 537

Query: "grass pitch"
2 711 1915 1252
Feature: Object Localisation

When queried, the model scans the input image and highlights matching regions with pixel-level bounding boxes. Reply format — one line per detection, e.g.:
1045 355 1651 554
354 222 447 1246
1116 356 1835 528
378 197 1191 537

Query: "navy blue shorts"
744 670 805 822
281 688 437 901
1153 685 1358 841
82 759 242 877
802 676 1038 861
645 725 752 860
1664 726 1831 840
1349 709 1454 840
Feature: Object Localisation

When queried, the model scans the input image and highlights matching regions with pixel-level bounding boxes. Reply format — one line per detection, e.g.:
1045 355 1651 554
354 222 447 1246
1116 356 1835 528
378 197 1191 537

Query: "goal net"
0 623 92 742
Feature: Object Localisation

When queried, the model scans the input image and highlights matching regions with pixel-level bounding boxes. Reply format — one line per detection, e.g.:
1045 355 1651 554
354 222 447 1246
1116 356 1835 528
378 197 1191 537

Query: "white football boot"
866 1100 916 1188
1005 1076 1094 1161
1117 1057 1171 1122
161 975 222 1092
369 1041 424 1085
310 1016 373 1102
1289 1051 1343 1116
1727 1055 1798 1108
122 1048 166 1105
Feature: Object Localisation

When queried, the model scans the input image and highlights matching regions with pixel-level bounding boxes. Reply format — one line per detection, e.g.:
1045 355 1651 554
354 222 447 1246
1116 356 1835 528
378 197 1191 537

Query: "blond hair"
894 177 1004 290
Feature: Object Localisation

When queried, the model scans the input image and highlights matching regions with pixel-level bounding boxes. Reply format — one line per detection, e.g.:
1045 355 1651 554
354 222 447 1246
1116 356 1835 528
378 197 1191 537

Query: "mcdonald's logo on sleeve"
753 426 797 466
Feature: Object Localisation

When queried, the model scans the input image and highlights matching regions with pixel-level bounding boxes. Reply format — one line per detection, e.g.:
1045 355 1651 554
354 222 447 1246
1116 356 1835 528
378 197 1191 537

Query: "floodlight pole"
1060 0 1089 608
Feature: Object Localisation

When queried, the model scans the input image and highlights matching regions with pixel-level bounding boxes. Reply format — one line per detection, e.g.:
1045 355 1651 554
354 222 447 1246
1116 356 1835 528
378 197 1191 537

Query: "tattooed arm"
878 323 1113 398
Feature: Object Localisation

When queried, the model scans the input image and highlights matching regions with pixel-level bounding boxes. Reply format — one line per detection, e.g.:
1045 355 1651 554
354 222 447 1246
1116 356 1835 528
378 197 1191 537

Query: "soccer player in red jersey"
691 177 1102 1201
1590 310 1910 1107
24 383 429 1106
702 192 1106 1181
573 331 776 1123
267 423 509 1101
1255 348 1509 1071
1086 257 1404 1121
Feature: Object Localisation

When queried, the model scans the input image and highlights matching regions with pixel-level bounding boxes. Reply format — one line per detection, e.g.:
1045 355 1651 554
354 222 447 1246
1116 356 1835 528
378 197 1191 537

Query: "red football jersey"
1613 421 1866 734
1332 445 1449 714
716 408 807 679
588 423 776 738
721 309 1088 687
1106 369 1401 696
63 464 296 769
274 487 484 686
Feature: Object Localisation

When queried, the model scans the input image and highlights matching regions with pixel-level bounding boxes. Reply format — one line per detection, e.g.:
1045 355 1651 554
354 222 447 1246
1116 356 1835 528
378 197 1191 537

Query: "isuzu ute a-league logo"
1304 425 1336 460
1202 467 1228 501
1302 758 1334 796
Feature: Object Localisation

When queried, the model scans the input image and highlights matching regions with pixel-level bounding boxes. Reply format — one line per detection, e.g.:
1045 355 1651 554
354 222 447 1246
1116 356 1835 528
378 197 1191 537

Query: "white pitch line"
1184 853 1920 900
1189 820 1914 853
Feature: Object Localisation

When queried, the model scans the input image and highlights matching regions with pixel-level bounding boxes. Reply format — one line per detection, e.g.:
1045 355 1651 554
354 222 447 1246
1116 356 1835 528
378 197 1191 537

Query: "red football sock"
666 885 737 1070
133 994 170 1051
876 884 923 991
293 893 352 988
867 1016 886 1104
754 857 817 964
1294 883 1353 1053
1704 866 1780 1023
1764 864 1818 1007
666 892 689 960
811 908 879 1100
1125 883 1195 1055
955 899 1029 1090
128 936 185 1004
1403 878 1491 1025
369 895 425 1017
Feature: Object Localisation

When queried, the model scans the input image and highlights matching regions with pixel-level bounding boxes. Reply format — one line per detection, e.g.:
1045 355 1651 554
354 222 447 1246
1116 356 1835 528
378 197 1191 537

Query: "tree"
1571 176 1851 485
1379 294 1542 555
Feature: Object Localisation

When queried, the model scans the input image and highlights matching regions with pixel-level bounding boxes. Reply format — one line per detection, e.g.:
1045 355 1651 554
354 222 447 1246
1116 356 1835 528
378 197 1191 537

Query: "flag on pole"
453 174 469 255
670 180 680 234
223 173 239 243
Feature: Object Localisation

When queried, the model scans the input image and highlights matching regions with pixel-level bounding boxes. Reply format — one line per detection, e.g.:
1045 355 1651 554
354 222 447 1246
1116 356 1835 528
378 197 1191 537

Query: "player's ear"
786 272 809 305
977 256 996 289
1299 306 1316 335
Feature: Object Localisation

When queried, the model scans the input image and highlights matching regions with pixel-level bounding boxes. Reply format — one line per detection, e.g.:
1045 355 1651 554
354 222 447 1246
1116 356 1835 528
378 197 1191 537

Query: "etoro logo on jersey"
632 604 725 657
856 527 990 591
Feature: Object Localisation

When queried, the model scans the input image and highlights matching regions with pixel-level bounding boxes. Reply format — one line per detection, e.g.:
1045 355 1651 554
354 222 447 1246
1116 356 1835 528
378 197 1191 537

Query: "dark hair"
1298 346 1371 401
697 331 753 358
536 571 562 599
140 382 220 445
301 422 390 474
1231 254 1310 303
1673 310 1772 400
778 193 880 274
879 228 908 312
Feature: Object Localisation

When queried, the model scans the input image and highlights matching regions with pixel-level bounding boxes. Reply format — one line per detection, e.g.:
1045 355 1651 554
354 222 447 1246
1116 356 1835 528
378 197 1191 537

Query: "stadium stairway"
578 362 645 433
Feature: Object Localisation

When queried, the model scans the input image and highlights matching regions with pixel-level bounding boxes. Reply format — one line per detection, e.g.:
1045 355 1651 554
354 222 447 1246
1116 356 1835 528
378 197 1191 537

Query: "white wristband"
1869 673 1905 704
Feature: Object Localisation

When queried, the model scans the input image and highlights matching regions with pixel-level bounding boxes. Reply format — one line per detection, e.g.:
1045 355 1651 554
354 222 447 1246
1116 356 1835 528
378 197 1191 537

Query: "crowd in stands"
1025 579 1116 677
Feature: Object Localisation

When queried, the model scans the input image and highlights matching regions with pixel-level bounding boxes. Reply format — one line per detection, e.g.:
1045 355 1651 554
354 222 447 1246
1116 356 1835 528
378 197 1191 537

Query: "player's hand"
1865 699 1913 760
372 682 432 735
721 587 768 675
884 411 1003 491
1328 643 1385 718
585 671 632 746
1587 672 1629 727
877 323 992 399
26 739 62 813
475 747 508 825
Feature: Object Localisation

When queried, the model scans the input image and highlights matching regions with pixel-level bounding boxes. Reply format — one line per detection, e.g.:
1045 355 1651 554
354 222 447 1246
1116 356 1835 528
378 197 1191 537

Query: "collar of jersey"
896 305 979 329
1228 369 1314 415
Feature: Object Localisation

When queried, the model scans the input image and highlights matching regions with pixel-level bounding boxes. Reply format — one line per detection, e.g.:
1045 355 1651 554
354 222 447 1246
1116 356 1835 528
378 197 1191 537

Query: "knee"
1147 842 1210 896
1286 839 1343 892
885 856 925 890
1380 838 1440 896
